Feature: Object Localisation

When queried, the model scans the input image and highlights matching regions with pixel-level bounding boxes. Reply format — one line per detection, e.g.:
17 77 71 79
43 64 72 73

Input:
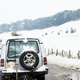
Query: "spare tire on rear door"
19 51 39 70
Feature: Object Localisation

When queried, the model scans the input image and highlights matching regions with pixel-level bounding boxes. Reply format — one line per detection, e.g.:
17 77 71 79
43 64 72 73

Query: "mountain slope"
0 9 80 33
0 20 80 38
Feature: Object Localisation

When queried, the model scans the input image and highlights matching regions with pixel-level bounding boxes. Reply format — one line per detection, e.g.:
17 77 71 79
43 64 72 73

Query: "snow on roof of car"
1 36 42 45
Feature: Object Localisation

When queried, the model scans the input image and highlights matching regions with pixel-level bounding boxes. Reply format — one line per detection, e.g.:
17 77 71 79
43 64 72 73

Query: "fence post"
56 49 58 56
66 51 67 57
77 51 80 59
51 49 53 54
62 50 64 57
68 50 71 58
45 48 46 53
48 49 49 56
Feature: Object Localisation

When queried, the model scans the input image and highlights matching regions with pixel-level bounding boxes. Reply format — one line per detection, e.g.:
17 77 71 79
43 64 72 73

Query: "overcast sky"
0 0 80 24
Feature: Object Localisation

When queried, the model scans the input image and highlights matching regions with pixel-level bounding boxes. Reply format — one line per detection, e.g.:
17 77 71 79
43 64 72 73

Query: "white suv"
0 37 48 80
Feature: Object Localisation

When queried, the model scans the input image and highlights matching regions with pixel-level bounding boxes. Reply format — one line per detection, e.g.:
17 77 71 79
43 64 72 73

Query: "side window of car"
8 42 15 57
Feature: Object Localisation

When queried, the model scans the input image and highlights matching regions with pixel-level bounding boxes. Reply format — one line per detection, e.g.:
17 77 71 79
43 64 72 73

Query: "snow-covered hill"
0 9 80 33
0 20 80 56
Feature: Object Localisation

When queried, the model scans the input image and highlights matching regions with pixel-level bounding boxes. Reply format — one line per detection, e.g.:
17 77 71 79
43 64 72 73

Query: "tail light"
44 57 47 65
0 59 4 67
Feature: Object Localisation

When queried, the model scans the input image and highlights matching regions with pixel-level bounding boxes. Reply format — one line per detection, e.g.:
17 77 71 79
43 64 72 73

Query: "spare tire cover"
19 51 39 70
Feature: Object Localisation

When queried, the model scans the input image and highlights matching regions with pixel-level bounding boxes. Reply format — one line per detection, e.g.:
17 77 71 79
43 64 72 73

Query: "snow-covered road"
47 54 80 71
47 55 80 80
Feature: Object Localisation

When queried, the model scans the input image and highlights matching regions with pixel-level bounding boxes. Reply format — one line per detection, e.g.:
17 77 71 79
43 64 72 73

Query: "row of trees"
57 28 76 35
42 28 76 36
65 28 76 34
11 27 76 36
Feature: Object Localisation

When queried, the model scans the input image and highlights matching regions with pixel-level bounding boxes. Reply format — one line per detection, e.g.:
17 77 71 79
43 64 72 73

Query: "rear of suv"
0 37 48 80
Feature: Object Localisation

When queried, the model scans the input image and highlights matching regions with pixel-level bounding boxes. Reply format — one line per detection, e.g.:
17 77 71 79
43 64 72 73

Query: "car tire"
19 51 39 70
1 76 7 80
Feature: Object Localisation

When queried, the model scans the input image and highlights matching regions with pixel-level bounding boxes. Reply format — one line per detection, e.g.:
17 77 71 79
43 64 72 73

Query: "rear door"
7 39 42 71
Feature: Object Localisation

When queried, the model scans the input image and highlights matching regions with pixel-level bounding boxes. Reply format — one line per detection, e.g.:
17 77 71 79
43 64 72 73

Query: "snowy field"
0 20 80 70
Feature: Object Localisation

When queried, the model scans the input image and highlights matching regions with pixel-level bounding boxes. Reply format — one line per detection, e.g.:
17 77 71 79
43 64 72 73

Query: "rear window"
8 41 39 58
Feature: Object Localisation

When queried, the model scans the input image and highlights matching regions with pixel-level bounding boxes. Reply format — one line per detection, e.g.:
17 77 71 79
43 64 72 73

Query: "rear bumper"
1 65 48 76
1 69 48 76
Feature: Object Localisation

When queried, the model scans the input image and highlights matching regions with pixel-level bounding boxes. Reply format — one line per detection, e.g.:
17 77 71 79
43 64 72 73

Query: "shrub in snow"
45 33 48 35
65 30 69 33
42 34 44 36
58 32 60 35
70 28 76 34
11 31 20 36
51 31 54 34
